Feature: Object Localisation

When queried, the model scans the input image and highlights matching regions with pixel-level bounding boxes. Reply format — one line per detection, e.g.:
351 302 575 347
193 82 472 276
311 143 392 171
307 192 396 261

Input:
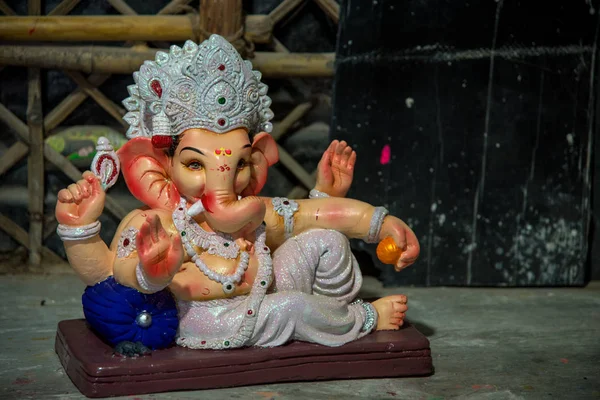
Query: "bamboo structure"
0 45 335 77
0 15 272 43
0 0 341 267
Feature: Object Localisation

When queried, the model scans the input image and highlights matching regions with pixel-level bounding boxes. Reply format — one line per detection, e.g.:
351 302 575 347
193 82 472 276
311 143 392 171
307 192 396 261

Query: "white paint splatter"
566 133 574 145
431 203 437 212
517 74 522 82
438 214 446 226
405 97 414 108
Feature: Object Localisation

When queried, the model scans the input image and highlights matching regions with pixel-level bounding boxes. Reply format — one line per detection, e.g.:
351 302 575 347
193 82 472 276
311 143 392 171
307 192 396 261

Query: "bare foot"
314 140 357 198
371 295 408 330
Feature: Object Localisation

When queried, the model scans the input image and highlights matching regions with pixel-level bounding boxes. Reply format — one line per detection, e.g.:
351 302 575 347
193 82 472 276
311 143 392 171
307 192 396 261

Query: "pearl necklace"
172 199 268 295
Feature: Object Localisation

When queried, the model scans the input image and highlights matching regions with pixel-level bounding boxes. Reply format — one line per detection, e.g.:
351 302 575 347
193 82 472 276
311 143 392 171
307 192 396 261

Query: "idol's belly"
169 251 266 301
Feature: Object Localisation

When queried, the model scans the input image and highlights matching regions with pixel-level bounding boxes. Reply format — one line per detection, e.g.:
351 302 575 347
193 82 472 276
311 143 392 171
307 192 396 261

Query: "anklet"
352 299 377 332
56 221 101 241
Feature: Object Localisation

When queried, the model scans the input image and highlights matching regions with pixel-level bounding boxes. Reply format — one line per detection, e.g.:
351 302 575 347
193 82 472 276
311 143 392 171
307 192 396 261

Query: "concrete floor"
0 271 599 400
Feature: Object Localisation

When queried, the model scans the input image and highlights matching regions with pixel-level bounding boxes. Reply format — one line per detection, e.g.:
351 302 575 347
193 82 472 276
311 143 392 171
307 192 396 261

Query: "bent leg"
272 229 362 304
249 290 372 347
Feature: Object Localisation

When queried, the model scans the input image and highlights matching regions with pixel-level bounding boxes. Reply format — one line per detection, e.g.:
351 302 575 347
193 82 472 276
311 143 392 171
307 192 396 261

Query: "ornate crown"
122 35 274 146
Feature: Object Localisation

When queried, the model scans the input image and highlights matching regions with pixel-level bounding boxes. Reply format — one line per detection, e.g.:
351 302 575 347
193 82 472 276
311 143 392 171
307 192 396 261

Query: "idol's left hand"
380 216 420 271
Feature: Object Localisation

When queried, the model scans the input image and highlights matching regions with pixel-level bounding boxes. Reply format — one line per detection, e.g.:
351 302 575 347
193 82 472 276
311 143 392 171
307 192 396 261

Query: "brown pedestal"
55 319 433 398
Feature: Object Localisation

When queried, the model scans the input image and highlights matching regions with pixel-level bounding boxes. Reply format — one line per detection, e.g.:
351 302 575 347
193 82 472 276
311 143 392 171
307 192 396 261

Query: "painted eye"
187 161 203 170
237 159 247 170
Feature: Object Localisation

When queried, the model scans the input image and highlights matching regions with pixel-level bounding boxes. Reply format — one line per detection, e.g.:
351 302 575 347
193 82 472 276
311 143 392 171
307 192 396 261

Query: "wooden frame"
0 0 340 267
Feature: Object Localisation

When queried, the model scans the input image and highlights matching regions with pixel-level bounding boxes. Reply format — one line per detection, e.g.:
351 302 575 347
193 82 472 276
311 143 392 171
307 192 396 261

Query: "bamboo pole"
313 0 340 24
0 0 16 15
27 0 44 266
0 103 128 220
48 0 81 16
0 213 65 265
269 0 305 25
64 70 127 128
198 0 244 53
158 0 192 14
0 45 335 77
43 0 184 134
277 145 316 190
106 0 136 16
0 141 29 177
271 102 313 141
0 15 272 43
44 74 111 133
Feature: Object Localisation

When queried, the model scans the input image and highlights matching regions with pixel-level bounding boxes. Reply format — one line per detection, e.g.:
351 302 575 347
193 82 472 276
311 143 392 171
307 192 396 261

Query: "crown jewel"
122 35 274 140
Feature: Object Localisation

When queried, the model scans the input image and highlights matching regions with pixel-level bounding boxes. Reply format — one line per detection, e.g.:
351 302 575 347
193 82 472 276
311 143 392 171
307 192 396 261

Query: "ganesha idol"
54 35 420 353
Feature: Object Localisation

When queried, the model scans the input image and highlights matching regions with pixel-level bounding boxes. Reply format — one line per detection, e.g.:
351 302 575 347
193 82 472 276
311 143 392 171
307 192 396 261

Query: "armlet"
271 197 299 239
117 227 139 258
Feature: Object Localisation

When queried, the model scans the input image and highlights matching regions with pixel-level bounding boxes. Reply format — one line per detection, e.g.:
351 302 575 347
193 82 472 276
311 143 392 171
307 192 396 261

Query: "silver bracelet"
56 221 101 241
272 197 299 239
366 206 389 243
352 299 377 333
309 188 330 199
135 263 170 293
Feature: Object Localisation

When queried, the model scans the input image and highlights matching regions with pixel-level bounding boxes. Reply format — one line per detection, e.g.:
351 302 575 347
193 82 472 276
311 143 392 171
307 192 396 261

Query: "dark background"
332 0 599 286
0 0 599 286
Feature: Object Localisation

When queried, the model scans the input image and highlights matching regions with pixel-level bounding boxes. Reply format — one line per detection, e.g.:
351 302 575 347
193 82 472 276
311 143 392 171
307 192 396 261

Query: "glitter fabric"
176 229 377 349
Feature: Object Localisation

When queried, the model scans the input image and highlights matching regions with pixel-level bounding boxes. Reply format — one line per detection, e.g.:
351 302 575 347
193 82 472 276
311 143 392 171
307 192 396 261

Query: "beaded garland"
172 199 268 295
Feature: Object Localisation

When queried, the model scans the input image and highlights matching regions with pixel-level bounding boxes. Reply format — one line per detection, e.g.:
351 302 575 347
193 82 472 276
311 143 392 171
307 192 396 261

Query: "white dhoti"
176 229 377 349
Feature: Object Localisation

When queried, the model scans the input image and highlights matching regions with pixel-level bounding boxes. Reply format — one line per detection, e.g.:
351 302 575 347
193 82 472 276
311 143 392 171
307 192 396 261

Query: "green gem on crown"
181 231 186 236
224 340 230 346
218 97 226 105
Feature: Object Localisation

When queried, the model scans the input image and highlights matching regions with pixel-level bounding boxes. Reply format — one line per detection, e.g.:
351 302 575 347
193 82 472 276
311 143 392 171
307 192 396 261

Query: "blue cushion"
82 276 178 349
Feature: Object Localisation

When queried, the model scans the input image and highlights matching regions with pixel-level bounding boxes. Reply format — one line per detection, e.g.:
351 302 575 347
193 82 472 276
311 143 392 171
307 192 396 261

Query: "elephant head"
117 128 278 235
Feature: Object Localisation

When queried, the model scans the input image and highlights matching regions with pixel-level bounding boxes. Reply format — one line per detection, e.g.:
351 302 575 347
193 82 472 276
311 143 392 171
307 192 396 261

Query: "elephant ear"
117 137 180 211
242 132 279 196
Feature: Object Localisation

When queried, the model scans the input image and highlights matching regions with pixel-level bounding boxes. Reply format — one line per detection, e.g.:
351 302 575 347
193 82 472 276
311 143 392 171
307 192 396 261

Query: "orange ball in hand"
376 236 403 265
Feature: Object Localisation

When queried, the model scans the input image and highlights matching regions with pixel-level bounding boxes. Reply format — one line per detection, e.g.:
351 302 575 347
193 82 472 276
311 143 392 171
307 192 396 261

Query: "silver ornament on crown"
122 35 274 140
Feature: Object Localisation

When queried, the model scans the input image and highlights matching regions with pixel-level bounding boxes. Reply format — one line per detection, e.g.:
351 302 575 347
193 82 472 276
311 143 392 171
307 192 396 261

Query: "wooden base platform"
55 319 433 398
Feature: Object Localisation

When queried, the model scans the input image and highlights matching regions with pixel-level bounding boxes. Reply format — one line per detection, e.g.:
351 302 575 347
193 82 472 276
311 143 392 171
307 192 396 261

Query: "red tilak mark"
201 287 210 296
225 149 232 155
218 64 225 71
380 144 391 165
215 149 222 155
201 193 215 213
150 79 163 98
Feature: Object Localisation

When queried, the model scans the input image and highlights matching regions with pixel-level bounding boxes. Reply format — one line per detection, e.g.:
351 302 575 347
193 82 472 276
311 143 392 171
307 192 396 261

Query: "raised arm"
263 197 420 271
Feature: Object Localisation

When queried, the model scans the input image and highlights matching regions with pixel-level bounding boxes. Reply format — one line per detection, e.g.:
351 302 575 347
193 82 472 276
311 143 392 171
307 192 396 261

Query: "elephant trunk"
201 189 266 234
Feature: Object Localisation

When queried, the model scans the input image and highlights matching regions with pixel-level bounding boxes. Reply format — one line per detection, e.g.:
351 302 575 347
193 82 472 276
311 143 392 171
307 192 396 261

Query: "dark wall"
332 0 598 286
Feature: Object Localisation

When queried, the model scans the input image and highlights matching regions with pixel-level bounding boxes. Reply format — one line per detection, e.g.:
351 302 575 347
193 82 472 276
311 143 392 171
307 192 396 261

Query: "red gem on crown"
218 118 226 126
150 79 163 98
151 135 172 148
218 64 225 71
247 310 253 316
